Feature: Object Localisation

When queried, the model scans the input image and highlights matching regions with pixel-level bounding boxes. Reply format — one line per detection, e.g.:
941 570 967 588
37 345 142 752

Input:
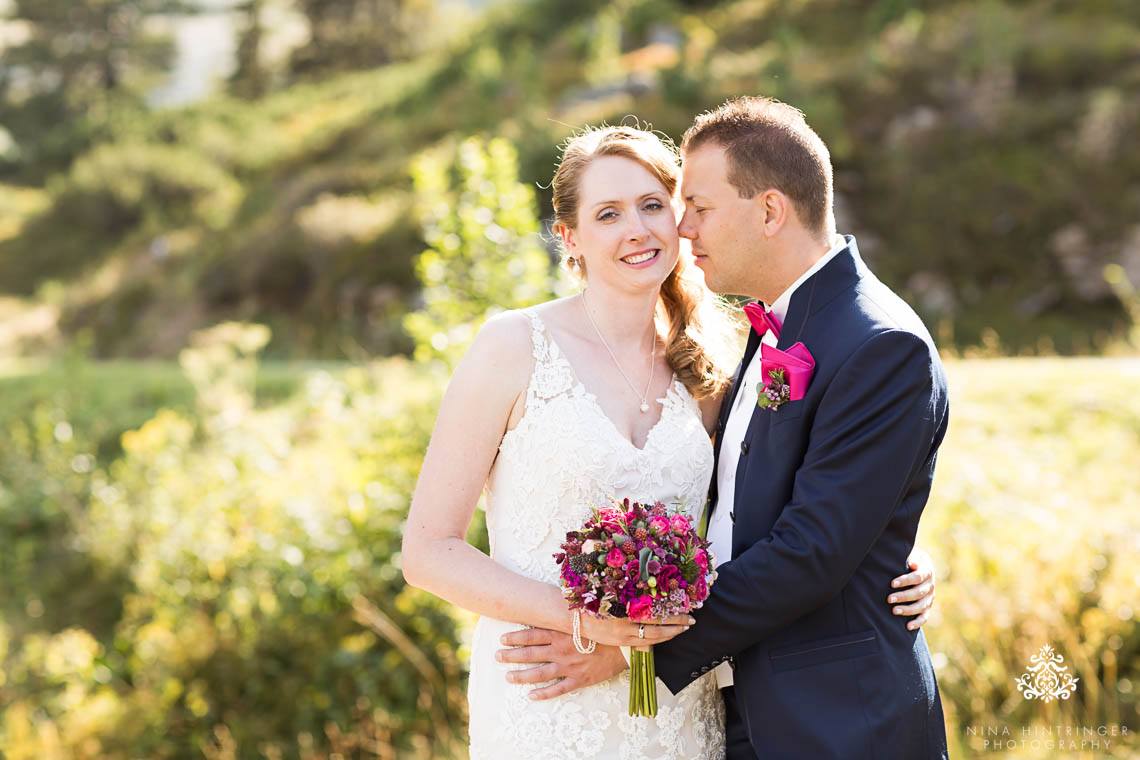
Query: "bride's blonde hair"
551 125 740 400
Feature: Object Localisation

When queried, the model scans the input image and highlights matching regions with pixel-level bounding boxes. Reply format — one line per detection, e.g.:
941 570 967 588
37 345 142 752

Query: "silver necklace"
580 290 656 413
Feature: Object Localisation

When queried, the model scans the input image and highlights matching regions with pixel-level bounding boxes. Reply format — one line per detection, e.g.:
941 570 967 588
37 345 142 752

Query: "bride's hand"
888 546 936 630
581 613 694 648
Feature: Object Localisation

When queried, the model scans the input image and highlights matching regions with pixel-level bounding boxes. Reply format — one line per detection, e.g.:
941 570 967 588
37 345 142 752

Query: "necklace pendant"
640 402 650 413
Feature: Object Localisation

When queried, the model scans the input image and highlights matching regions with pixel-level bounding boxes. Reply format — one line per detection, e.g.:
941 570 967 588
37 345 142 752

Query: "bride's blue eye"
598 209 618 222
644 200 665 212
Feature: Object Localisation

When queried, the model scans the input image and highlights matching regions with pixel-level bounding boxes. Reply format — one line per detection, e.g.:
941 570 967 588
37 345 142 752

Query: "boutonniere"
755 342 815 412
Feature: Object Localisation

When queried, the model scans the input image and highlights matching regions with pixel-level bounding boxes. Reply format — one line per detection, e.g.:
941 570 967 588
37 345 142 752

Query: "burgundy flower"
657 563 681 588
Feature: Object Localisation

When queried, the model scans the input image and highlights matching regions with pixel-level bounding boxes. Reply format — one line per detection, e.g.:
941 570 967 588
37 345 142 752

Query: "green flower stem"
628 648 659 717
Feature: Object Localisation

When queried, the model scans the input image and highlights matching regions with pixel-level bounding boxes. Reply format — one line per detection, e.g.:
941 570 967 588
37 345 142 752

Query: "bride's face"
560 155 680 293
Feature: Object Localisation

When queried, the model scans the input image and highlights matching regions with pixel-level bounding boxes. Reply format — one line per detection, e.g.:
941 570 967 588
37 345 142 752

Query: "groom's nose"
678 209 697 240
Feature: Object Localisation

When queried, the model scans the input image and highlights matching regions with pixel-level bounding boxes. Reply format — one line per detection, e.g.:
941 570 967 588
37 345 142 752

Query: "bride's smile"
558 154 680 294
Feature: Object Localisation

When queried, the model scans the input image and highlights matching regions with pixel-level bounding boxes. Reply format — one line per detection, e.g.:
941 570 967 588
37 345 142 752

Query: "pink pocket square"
757 342 815 411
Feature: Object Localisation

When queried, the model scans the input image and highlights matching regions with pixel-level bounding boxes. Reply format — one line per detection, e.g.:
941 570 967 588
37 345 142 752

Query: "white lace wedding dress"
467 310 725 760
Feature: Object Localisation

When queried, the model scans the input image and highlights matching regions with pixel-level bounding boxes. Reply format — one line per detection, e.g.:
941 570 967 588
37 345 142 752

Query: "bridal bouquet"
554 498 717 717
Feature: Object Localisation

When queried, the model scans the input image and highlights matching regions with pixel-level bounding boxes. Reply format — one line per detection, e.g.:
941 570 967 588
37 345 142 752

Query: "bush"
0 327 466 758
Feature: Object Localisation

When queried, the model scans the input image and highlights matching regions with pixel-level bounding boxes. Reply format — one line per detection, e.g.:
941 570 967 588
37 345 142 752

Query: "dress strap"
521 309 575 406
524 309 549 362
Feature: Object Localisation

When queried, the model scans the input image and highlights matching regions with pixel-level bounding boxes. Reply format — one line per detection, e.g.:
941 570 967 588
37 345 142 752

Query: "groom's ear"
759 189 789 238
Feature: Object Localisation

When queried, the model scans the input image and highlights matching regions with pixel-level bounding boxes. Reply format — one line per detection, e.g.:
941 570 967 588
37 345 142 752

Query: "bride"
402 125 935 759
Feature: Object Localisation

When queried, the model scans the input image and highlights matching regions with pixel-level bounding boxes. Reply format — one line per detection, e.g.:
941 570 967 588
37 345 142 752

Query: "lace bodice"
484 310 715 581
467 309 724 760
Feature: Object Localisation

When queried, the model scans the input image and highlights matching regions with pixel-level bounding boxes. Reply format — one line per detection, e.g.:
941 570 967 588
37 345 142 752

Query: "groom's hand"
496 628 628 700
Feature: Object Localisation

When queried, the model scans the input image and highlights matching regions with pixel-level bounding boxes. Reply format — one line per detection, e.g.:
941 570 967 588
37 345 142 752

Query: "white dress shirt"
706 235 847 688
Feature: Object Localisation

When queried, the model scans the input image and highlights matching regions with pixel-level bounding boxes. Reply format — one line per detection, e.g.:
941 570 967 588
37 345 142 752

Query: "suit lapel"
779 237 865 349
777 276 818 351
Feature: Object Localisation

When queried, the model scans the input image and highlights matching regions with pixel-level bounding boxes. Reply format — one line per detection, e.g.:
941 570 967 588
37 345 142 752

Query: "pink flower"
628 595 653 622
606 548 625 568
599 507 625 533
670 515 692 535
648 516 670 535
694 549 709 572
625 559 640 579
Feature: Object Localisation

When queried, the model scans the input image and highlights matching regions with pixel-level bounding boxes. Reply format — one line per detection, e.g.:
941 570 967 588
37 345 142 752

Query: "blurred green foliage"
287 0 443 77
403 136 560 365
0 0 190 179
0 331 468 758
2 0 1138 359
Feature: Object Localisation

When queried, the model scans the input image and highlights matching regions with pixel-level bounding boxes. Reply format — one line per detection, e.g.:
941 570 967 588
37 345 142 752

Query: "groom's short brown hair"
681 96 834 235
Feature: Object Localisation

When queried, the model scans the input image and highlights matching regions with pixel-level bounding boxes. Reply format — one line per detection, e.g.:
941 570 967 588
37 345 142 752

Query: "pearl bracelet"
572 609 596 655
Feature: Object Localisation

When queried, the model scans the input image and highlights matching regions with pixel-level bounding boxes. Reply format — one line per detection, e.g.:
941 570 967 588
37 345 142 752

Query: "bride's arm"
402 312 688 647
698 392 723 438
402 312 575 632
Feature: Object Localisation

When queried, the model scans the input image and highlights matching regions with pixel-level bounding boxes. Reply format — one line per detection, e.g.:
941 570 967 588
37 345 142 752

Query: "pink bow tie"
743 302 782 339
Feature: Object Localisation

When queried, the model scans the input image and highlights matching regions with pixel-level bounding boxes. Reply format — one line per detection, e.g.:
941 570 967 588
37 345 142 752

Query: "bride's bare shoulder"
466 309 532 364
463 297 580 369
525 295 581 331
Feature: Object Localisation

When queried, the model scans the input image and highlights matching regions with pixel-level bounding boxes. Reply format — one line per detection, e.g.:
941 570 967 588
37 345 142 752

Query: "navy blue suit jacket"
656 237 950 759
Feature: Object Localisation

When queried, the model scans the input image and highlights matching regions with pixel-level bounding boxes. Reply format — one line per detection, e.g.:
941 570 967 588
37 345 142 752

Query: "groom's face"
678 145 768 298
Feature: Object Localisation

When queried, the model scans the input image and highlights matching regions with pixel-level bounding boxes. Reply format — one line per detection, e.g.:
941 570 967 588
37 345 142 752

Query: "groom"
499 97 949 759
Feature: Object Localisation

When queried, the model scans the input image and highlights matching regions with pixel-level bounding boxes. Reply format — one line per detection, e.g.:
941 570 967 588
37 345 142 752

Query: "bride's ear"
558 223 577 252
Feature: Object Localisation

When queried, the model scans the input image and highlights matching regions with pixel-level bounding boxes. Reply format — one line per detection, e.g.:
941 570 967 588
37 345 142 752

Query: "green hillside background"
1 0 1139 358
0 0 1137 757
